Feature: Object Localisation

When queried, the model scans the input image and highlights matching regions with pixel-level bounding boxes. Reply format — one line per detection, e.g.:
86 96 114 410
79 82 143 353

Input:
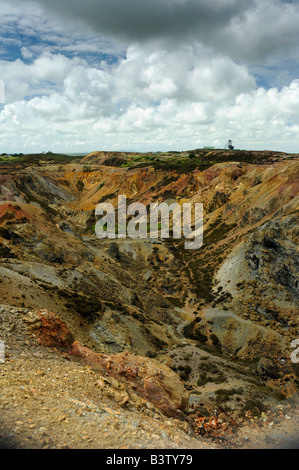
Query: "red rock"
30 313 188 417
34 310 74 349
68 341 189 417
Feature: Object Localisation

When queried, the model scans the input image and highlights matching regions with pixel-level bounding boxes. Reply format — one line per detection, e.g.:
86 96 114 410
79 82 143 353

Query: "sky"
0 0 299 154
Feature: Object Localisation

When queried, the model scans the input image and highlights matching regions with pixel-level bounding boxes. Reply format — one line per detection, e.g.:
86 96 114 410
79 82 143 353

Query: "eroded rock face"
68 341 189 417
30 310 188 417
245 217 299 294
206 215 299 359
203 308 285 358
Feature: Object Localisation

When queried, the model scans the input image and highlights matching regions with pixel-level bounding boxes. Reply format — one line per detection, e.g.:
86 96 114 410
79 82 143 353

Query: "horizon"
1 146 299 157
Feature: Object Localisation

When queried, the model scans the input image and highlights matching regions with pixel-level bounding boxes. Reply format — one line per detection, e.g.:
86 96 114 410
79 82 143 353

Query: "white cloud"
0 0 125 63
10 0 299 65
1 43 299 153
0 54 82 102
21 47 33 59
0 0 299 153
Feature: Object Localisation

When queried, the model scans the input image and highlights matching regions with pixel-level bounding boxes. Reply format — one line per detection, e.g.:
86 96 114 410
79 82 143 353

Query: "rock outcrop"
29 309 188 417
69 341 189 418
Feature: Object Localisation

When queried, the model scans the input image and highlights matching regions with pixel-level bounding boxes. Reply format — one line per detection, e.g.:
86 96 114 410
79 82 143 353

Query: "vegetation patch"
241 399 268 416
76 180 85 192
204 222 237 245
178 364 192 381
166 296 185 308
215 387 243 404
0 244 15 258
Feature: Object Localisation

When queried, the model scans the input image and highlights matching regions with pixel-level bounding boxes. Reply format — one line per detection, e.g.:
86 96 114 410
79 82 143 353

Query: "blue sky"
0 0 299 154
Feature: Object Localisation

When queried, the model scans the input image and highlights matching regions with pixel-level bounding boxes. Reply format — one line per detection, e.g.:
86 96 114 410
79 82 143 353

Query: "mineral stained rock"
33 309 188 417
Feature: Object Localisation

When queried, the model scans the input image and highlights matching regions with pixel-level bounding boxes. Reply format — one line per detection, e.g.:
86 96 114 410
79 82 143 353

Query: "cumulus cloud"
0 54 82 102
1 43 299 153
11 0 299 64
0 0 298 153
12 0 250 42
0 0 125 64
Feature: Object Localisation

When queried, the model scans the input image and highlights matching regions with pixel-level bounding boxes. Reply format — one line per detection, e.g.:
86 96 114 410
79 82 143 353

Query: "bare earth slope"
0 149 298 448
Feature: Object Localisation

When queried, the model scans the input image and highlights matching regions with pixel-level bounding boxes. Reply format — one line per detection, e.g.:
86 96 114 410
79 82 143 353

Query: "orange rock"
34 310 74 349
30 312 189 417
68 340 189 417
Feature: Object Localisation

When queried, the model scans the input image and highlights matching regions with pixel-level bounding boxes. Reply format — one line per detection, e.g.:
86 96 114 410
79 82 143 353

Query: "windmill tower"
224 139 234 150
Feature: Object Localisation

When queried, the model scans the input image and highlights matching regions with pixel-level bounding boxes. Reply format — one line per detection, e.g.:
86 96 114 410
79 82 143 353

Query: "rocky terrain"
0 148 298 449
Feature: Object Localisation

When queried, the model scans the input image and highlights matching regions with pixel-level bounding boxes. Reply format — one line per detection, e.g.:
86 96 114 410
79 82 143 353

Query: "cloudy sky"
0 0 299 154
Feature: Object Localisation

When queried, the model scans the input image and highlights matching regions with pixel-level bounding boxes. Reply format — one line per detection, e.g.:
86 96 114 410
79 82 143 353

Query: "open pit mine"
0 148 298 449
